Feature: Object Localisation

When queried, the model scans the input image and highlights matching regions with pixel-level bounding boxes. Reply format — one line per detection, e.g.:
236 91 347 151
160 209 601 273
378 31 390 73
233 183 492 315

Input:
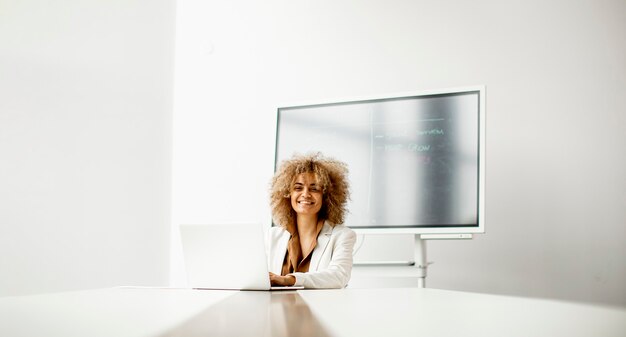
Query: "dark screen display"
275 91 480 229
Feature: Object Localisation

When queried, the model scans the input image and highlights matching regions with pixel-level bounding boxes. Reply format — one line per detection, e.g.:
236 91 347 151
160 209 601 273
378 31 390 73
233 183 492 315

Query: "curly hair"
270 152 350 229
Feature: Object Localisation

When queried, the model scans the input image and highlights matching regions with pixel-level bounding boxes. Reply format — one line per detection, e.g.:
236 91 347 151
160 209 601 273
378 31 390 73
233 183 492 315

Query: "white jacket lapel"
310 221 333 271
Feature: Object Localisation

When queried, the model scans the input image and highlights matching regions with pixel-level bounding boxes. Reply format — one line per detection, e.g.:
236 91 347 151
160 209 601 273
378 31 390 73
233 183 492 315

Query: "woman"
267 153 356 289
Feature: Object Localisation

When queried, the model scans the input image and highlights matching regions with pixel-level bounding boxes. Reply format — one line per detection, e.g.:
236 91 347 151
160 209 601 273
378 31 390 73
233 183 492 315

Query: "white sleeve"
290 228 356 289
264 226 272 268
265 226 287 274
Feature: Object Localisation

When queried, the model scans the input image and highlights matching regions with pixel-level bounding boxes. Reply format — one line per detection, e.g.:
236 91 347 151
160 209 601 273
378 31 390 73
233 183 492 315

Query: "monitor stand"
414 235 429 288
414 234 473 288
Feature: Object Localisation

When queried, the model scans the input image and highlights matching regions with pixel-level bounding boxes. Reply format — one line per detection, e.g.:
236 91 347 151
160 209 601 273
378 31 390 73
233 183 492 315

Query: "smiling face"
290 172 323 216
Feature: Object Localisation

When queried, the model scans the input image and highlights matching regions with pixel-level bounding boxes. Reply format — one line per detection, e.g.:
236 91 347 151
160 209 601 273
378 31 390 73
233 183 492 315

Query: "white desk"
300 288 626 337
1 287 624 337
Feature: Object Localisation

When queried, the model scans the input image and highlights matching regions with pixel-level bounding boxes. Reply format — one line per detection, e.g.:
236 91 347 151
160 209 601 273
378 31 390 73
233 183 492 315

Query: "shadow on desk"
161 291 331 337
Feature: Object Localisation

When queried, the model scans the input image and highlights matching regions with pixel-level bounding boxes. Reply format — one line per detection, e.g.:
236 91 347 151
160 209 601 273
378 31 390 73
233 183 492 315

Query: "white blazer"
266 221 356 289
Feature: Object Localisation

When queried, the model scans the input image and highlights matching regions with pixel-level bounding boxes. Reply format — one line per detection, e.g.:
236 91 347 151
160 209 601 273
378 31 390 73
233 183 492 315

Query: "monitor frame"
274 86 486 235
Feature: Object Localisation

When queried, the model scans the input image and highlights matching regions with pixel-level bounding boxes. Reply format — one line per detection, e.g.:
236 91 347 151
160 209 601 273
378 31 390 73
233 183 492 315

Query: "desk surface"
1 287 625 337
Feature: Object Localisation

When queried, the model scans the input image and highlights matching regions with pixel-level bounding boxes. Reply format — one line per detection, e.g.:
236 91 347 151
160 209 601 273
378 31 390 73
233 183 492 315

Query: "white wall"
0 0 176 296
172 0 625 306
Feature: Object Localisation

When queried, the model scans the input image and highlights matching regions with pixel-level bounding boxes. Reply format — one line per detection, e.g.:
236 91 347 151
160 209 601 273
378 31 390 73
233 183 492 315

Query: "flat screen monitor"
274 86 485 234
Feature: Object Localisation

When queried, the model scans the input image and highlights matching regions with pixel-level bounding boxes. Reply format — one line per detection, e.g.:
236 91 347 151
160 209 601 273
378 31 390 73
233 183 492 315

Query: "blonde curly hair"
270 153 350 228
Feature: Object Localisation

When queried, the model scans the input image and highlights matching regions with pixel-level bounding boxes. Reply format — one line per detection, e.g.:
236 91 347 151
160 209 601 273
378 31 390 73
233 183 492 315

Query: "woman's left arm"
289 227 357 289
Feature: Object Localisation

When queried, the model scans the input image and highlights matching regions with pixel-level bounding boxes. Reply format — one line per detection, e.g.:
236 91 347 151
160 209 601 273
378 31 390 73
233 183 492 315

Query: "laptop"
179 223 303 291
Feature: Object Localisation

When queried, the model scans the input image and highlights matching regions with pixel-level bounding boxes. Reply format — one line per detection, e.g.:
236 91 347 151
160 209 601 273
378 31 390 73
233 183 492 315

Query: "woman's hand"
269 272 296 286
